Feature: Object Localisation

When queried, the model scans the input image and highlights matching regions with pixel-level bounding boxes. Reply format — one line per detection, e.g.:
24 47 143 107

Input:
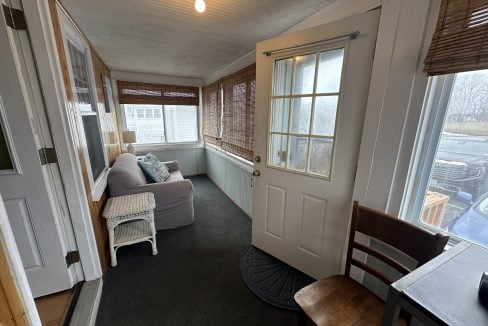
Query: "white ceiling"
61 0 338 79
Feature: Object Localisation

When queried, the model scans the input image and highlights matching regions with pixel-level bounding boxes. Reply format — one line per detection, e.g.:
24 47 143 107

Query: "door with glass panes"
252 10 380 279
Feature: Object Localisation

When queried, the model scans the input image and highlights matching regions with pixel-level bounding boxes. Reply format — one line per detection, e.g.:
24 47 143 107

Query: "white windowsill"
204 143 254 173
91 168 110 202
133 142 204 153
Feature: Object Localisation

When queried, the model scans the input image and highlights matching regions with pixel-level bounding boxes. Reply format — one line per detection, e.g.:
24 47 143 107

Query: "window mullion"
162 105 168 143
305 52 320 173
285 57 297 169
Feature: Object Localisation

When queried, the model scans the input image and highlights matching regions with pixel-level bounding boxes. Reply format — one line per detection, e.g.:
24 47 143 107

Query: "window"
122 104 198 144
66 39 107 182
268 48 344 178
406 69 488 249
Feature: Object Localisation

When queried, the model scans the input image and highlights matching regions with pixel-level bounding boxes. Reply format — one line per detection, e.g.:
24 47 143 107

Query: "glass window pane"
309 138 333 177
273 58 293 96
290 97 312 134
316 48 344 93
293 54 316 95
268 134 288 168
165 105 198 143
312 96 339 136
270 98 290 133
288 136 308 171
419 69 488 249
124 104 165 144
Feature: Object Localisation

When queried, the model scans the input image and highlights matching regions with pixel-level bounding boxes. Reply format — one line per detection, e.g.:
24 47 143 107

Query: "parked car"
448 192 488 247
430 135 488 201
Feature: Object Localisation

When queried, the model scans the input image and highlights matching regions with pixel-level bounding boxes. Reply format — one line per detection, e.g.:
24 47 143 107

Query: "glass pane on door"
270 98 290 133
309 138 333 177
290 97 312 134
293 54 316 95
269 134 288 168
267 47 345 178
288 136 308 171
316 48 344 93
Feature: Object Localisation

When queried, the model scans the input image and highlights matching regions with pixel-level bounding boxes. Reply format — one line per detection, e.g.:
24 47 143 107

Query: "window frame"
400 73 468 245
265 44 347 180
60 15 109 201
120 103 201 146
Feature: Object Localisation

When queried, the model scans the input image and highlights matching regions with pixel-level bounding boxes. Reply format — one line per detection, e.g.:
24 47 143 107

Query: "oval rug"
240 246 315 310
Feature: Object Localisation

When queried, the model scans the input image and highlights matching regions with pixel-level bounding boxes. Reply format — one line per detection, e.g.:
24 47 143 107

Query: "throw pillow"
137 153 170 183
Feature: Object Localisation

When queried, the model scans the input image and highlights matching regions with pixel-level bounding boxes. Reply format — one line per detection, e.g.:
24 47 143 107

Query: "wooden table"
382 242 488 325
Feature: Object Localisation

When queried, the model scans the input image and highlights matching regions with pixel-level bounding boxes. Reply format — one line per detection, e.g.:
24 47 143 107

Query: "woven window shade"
117 81 199 105
202 81 222 146
221 64 256 162
424 0 488 75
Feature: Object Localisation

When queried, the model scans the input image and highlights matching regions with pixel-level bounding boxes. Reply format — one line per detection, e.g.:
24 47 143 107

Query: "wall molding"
205 143 253 173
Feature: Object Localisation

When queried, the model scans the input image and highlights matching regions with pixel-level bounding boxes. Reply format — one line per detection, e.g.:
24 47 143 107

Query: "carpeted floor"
96 175 301 325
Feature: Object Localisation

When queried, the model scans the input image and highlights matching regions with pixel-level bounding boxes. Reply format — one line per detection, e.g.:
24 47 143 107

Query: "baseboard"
69 278 103 326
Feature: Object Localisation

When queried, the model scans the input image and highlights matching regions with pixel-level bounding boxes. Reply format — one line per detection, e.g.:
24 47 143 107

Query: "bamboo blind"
202 80 222 146
221 64 256 161
117 81 199 105
424 0 488 75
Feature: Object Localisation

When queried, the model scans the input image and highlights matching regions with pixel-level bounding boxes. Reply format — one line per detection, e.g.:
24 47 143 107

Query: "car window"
438 136 488 157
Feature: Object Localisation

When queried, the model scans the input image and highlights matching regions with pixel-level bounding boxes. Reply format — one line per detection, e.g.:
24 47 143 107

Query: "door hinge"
2 4 27 30
65 250 80 267
38 148 57 165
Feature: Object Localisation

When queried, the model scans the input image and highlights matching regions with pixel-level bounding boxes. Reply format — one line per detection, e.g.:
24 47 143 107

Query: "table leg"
150 220 157 255
382 285 401 326
109 227 117 267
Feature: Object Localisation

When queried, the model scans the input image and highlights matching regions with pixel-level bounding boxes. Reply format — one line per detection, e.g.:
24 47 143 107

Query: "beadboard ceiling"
60 0 338 79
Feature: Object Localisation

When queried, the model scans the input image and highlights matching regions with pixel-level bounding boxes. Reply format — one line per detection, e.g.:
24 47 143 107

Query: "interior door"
0 3 73 297
252 10 380 279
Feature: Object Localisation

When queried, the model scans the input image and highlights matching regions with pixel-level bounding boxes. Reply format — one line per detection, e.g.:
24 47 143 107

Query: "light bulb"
195 0 206 13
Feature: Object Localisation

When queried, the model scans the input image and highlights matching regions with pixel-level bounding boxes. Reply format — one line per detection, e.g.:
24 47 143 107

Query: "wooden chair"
294 201 449 326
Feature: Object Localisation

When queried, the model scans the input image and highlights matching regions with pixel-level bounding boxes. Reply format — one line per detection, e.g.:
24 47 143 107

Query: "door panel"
252 10 380 279
0 2 73 296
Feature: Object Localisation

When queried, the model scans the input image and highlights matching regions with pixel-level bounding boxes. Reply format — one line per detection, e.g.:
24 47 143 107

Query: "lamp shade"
122 130 136 144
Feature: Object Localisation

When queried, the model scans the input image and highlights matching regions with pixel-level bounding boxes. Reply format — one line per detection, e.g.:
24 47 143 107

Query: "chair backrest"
344 201 449 285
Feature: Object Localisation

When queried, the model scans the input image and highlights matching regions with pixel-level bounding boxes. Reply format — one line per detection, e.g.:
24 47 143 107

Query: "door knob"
253 170 261 177
254 155 261 163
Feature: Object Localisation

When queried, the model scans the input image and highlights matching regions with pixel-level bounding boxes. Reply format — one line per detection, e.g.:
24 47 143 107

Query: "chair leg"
296 309 308 326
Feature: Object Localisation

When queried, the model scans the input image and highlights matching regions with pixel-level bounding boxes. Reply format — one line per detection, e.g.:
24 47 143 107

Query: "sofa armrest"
163 160 179 172
125 179 192 206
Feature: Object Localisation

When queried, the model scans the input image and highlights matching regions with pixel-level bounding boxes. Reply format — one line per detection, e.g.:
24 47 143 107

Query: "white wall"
137 146 206 177
205 145 253 216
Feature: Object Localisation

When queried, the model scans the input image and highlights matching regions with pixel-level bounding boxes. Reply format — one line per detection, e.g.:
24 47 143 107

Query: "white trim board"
111 70 203 87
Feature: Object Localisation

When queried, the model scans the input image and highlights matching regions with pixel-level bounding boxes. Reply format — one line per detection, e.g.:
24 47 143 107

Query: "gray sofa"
107 153 194 230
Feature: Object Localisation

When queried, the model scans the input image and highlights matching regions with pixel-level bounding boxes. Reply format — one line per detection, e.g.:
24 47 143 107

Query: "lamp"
195 0 206 13
122 130 136 155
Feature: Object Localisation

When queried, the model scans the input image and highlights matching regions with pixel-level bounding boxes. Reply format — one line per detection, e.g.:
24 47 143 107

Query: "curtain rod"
262 31 360 57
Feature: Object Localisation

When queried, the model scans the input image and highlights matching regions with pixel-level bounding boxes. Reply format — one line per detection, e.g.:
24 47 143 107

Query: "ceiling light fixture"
195 0 206 13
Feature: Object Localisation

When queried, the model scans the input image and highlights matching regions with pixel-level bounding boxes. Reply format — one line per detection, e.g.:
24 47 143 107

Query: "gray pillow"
137 153 170 183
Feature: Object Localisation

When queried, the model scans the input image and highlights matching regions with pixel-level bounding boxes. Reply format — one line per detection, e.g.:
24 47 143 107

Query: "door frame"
16 0 102 281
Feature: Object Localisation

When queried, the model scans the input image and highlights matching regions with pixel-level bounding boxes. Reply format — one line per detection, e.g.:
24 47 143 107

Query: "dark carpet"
240 246 315 311
96 175 302 326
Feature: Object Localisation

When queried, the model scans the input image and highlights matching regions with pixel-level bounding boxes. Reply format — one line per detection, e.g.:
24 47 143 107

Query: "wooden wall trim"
48 0 121 273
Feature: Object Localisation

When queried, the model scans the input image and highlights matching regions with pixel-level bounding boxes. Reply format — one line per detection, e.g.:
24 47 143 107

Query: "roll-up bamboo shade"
117 81 199 105
424 0 488 75
202 80 222 146
221 64 256 162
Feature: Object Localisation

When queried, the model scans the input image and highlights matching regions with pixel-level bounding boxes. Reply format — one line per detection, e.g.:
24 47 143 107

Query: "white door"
252 10 380 279
0 3 74 297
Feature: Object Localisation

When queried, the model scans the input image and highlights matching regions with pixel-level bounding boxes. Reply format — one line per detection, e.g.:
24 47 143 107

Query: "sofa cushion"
166 170 184 183
138 153 170 183
109 153 147 190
